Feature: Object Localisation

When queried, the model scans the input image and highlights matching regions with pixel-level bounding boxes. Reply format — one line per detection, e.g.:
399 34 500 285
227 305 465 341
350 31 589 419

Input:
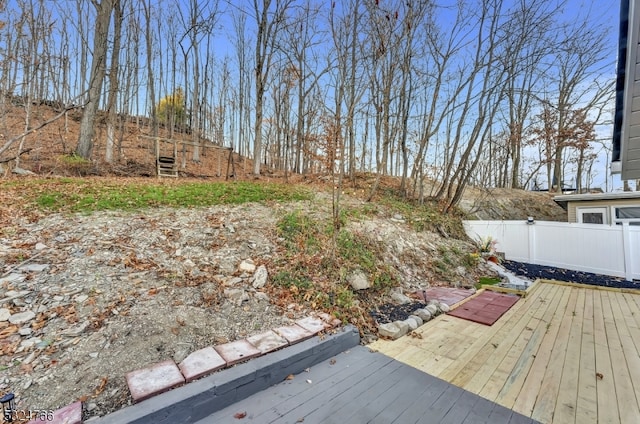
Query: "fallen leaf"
170 327 180 335
596 372 604 380
233 411 247 419
285 374 294 380
306 379 312 384
94 376 108 397
148 288 158 296
329 359 336 365
296 418 305 423
0 325 18 339
78 395 89 403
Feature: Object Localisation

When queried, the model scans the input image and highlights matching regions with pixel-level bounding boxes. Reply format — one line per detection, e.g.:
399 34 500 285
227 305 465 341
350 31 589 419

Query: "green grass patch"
475 276 502 289
276 210 323 253
26 179 310 213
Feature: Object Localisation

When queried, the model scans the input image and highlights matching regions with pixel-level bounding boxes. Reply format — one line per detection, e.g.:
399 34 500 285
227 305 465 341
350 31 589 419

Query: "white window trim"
610 204 640 225
577 206 609 225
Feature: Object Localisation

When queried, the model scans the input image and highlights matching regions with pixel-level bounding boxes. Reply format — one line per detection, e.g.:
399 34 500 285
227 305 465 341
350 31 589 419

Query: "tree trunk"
76 0 114 159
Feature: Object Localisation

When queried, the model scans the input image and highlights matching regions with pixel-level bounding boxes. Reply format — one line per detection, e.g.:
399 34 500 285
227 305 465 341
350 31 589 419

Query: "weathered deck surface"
370 281 640 424
196 345 538 424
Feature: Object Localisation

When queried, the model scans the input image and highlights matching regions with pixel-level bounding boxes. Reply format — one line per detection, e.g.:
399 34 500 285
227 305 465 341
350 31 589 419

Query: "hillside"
0 101 567 222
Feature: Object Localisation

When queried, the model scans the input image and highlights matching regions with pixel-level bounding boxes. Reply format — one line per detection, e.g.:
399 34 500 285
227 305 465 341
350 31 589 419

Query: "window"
577 207 608 224
614 206 640 226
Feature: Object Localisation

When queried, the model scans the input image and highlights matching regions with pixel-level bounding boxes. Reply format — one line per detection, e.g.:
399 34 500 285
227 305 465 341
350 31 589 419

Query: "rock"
408 314 423 326
254 292 270 302
75 294 89 303
439 303 451 313
390 214 405 223
182 259 196 269
404 317 419 331
89 352 99 359
226 224 236 233
61 321 89 337
224 277 243 286
455 266 467 277
19 264 49 272
425 304 439 316
390 287 412 304
12 167 35 176
8 311 35 325
239 259 256 273
35 243 48 251
348 270 371 290
378 321 409 340
252 265 268 289
22 379 32 390
414 308 432 322
224 288 249 305
18 327 32 336
0 274 25 284
393 320 410 335
0 308 10 322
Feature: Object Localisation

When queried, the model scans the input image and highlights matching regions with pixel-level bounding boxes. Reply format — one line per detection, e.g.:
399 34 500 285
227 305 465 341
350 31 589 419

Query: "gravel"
502 260 640 290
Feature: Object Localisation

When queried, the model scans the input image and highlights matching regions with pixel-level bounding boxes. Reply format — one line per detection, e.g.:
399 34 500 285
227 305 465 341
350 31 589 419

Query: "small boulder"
378 321 409 340
408 314 423 326
390 287 412 305
0 308 10 322
8 311 35 325
239 259 256 273
348 270 371 291
252 265 268 289
404 317 419 331
425 304 439 316
224 288 249 305
439 302 451 313
414 308 432 322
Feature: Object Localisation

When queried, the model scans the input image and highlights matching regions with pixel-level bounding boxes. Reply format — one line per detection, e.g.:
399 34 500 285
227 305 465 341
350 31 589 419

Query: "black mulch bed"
502 260 640 290
370 261 640 325
370 302 426 325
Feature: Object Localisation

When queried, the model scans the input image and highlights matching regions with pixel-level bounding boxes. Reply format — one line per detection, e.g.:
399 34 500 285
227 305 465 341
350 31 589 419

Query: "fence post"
527 220 536 264
622 222 633 281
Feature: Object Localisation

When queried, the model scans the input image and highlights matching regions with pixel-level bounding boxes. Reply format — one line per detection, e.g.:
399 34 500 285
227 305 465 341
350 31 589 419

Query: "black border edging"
90 325 360 424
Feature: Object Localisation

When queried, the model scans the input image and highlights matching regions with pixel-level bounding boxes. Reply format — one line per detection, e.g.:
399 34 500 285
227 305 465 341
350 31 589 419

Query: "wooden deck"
370 281 640 424
197 345 538 424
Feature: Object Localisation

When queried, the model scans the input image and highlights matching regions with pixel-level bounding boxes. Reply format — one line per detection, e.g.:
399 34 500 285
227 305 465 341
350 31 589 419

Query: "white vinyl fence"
464 220 640 281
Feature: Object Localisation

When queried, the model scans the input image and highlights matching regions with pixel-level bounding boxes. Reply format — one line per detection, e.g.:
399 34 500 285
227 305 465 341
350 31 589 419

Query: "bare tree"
251 0 293 176
76 0 115 159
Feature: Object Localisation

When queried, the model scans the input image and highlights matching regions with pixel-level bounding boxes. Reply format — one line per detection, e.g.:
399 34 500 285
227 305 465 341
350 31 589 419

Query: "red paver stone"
274 324 314 344
178 347 226 382
295 316 327 334
418 287 475 306
126 360 185 402
448 291 519 326
246 330 289 354
27 401 82 424
214 339 261 366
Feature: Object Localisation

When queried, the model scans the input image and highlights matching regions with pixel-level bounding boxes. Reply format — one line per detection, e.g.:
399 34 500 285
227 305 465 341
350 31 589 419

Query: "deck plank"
575 289 598 423
497 280 567 411
446 284 550 389
530 286 579 423
593 290 620 424
552 288 585 424
511 284 571 418
469 285 560 398
601 291 640 423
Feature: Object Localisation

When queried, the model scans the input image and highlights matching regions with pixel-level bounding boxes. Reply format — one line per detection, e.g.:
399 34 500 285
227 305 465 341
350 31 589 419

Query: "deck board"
196 346 535 424
371 280 640 423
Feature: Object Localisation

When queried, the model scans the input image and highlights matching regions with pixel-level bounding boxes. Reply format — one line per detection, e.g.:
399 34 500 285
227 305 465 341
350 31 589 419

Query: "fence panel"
464 220 640 281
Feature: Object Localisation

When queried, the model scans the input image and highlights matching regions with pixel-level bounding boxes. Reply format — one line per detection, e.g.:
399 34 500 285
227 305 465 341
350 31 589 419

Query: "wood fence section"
464 220 640 281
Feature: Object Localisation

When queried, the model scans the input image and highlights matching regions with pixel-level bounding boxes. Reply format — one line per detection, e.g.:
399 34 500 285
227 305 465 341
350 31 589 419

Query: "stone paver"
214 339 261 366
246 330 288 354
126 360 185 402
274 324 314 344
295 316 327 334
178 347 226 383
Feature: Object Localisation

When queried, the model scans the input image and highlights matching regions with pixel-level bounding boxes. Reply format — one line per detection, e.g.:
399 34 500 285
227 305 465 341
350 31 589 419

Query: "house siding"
622 0 640 179
568 198 640 223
